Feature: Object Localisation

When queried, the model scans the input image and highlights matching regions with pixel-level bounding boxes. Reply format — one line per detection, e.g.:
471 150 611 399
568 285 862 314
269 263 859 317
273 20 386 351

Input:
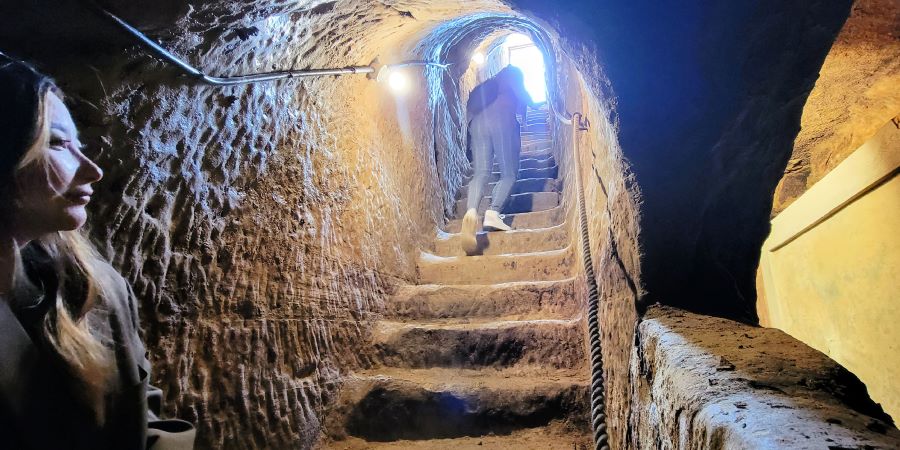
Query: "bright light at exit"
504 33 532 47
504 33 547 103
388 71 410 95
471 52 485 65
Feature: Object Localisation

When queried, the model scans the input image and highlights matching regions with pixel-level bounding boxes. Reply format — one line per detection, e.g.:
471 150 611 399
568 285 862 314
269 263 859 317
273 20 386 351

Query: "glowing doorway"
505 34 547 103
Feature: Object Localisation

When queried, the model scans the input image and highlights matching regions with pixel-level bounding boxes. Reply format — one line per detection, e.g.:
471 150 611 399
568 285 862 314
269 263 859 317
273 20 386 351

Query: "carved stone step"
492 155 555 171
386 278 578 321
461 165 559 188
329 367 589 442
417 246 574 284
444 205 565 233
460 177 560 200
373 318 585 369
454 190 560 217
433 222 568 257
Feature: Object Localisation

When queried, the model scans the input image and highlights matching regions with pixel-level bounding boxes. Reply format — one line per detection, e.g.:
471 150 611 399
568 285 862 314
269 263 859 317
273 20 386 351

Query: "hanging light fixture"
374 61 451 96
388 71 410 95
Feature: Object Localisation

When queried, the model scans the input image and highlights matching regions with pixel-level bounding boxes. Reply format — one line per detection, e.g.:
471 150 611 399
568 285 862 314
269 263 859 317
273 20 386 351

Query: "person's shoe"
460 208 479 255
483 209 512 232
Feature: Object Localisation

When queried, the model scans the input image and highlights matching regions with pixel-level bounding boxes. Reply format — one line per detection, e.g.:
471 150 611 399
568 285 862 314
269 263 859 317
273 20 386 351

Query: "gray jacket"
0 248 194 450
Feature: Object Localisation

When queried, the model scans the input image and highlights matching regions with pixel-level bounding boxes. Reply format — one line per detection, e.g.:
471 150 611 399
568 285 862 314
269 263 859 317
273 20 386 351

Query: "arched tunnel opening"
0 1 898 449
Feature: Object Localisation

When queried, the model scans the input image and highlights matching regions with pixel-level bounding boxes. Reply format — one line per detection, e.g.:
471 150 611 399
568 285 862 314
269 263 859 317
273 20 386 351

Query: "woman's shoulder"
86 258 148 374
90 259 141 330
93 260 129 302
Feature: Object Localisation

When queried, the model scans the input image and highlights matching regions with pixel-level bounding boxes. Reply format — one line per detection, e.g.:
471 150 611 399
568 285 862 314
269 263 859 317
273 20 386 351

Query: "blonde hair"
12 90 114 422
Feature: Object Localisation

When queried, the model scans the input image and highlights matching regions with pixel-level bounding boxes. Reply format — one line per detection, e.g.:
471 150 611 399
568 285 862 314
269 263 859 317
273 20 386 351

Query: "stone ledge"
630 305 900 449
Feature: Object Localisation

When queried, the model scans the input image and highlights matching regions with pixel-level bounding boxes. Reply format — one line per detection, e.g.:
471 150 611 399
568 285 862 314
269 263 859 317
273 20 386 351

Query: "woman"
0 54 194 449
461 65 537 255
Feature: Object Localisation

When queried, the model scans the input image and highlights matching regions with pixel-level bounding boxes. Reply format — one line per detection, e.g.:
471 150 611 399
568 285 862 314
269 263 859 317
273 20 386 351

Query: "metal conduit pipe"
559 110 609 450
91 3 468 86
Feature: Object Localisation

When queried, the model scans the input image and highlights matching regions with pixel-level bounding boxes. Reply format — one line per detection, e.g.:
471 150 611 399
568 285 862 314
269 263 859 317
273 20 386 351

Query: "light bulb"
471 52 485 65
388 71 409 94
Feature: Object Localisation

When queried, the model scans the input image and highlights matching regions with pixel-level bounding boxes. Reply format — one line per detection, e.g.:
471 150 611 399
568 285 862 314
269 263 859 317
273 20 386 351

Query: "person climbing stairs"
327 107 591 449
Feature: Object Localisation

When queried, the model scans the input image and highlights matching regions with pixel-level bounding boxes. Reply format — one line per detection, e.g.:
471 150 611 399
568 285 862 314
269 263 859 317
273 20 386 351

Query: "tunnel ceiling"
0 1 574 118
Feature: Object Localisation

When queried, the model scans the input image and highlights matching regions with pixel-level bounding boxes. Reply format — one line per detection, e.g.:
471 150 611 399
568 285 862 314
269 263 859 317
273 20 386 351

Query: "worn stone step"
373 318 585 369
464 165 558 186
501 164 557 179
328 422 592 449
417 247 574 284
522 134 550 143
522 126 549 134
492 155 555 171
463 154 552 177
433 222 568 257
386 278 578 321
520 148 554 160
329 367 589 443
460 177 559 200
454 191 559 217
522 141 551 153
521 132 550 140
457 178 561 200
465 164 557 182
444 205 565 233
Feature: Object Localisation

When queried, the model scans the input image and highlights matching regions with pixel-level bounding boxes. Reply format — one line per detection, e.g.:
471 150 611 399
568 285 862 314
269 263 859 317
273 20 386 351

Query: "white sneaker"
483 209 512 232
460 208 479 255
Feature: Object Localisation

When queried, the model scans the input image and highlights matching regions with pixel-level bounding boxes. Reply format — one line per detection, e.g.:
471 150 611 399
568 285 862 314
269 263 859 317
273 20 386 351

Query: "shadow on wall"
506 0 855 323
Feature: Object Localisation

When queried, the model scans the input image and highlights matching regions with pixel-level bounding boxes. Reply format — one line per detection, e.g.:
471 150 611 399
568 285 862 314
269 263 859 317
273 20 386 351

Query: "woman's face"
14 92 103 236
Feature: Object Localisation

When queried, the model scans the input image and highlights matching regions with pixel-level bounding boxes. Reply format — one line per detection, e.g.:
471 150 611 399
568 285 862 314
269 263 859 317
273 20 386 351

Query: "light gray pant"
466 115 521 211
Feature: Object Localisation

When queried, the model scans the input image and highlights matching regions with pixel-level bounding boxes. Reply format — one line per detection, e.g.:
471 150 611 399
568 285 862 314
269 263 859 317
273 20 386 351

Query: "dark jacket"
0 246 194 450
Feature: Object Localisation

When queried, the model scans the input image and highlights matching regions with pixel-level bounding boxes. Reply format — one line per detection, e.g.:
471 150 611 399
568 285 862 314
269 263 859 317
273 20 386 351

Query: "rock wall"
773 0 900 215
509 0 854 322
547 54 643 450
71 38 439 450
0 1 512 448
630 306 900 449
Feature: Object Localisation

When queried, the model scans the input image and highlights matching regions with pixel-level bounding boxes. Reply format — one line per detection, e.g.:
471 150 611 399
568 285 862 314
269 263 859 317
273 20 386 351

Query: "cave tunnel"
0 0 898 449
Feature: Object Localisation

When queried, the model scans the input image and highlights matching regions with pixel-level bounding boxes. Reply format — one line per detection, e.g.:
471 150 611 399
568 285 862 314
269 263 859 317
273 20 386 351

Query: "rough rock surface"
510 0 855 322
0 0 876 449
630 305 900 449
773 0 900 215
331 422 591 449
322 108 594 448
0 1 518 448
545 56 644 450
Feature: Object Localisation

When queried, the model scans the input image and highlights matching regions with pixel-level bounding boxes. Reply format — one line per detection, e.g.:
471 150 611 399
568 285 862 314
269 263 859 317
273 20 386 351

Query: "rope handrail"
565 111 609 450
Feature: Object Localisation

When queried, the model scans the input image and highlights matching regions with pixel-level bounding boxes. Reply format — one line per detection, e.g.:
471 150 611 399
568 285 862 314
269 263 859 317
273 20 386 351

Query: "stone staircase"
327 108 591 449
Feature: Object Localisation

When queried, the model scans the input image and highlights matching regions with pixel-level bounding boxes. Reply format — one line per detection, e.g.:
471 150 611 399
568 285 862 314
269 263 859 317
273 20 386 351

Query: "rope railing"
554 109 609 450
